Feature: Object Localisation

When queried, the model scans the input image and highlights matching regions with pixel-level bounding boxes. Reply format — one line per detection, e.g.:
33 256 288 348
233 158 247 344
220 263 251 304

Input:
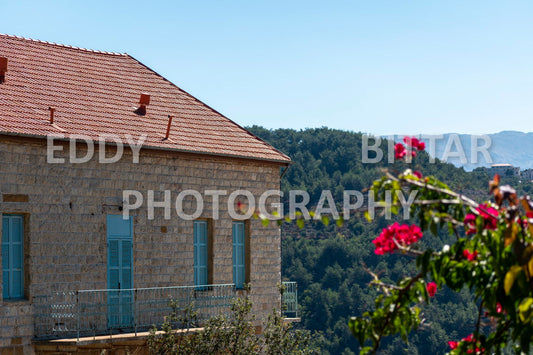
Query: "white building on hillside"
488 164 520 177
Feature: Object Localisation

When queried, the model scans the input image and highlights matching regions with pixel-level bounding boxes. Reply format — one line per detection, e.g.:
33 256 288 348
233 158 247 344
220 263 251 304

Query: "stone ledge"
33 328 203 353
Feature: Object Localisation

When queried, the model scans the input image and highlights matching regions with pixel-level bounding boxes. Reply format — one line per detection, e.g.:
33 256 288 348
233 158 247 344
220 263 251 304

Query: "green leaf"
296 219 305 229
261 218 269 227
504 265 522 295
519 297 533 323
321 215 330 226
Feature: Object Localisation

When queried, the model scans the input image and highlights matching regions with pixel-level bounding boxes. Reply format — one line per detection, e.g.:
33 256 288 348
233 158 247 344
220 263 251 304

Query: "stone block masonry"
0 136 282 353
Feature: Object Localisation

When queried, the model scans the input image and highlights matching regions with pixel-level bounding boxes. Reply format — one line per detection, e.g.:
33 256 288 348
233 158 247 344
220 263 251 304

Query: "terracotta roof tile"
0 34 290 164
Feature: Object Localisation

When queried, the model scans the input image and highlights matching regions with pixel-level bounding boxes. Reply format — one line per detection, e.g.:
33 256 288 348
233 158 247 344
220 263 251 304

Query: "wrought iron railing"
281 281 299 318
33 283 236 340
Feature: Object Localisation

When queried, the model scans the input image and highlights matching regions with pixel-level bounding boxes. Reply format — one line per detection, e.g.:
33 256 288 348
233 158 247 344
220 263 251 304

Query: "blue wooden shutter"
108 239 120 289
121 240 133 289
232 222 245 289
107 215 133 290
106 215 133 328
194 221 208 286
107 238 120 327
2 216 9 299
2 215 24 299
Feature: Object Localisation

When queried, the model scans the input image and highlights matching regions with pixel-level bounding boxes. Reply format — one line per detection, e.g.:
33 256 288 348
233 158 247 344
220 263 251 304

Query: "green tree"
148 287 320 355
249 126 492 354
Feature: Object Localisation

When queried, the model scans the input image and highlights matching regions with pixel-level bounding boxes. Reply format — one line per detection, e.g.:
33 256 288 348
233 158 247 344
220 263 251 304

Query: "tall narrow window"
107 215 133 328
194 220 208 287
2 214 24 300
232 221 247 289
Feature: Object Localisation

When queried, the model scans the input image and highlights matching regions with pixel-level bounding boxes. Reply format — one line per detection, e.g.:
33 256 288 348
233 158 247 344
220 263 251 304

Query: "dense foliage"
248 126 533 354
148 288 318 354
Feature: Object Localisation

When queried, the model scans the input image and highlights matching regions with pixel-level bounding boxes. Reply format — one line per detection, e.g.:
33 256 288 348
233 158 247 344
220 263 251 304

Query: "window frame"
106 214 134 328
232 221 250 289
194 219 213 289
2 214 25 300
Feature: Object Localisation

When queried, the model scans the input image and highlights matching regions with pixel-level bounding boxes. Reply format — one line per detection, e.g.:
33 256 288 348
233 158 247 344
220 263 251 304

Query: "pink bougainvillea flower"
496 303 502 314
477 204 498 230
410 137 420 149
394 143 406 160
426 282 437 297
448 341 458 350
372 234 396 255
464 204 498 235
372 222 423 254
396 137 425 160
463 334 474 342
413 171 423 179
463 249 478 261
403 136 426 151
464 213 477 235
448 334 484 353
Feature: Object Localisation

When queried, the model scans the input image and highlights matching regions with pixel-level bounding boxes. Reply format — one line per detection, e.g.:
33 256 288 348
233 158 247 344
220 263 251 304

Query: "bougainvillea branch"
349 137 533 354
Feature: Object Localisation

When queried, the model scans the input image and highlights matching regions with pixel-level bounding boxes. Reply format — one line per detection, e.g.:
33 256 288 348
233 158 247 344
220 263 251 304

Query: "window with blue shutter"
194 220 208 288
106 215 133 328
232 221 246 289
2 214 24 300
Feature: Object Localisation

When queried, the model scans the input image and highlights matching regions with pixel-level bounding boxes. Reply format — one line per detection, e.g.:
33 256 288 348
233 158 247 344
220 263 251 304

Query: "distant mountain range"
415 131 533 171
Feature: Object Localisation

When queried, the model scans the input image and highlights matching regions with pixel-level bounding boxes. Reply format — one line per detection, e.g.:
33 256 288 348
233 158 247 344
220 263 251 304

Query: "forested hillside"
247 126 520 354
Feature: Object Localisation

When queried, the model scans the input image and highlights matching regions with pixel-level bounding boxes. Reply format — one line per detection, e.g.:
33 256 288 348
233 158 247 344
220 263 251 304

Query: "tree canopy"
248 126 533 354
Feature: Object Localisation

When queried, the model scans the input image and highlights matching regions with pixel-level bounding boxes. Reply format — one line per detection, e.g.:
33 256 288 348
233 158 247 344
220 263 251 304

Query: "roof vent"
134 93 150 116
48 107 56 124
164 115 173 140
0 57 7 84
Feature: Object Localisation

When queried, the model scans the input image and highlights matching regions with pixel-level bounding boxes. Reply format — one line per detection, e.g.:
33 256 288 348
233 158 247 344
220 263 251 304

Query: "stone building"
0 34 291 354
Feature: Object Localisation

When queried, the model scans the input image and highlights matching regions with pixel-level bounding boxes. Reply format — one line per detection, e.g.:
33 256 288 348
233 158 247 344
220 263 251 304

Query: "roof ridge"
0 33 127 56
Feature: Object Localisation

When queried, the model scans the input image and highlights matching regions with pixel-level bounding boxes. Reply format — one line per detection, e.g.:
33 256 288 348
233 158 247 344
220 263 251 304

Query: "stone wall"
0 135 283 353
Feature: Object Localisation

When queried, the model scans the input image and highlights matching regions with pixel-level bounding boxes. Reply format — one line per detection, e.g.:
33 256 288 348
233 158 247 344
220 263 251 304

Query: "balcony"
33 284 236 340
281 281 299 320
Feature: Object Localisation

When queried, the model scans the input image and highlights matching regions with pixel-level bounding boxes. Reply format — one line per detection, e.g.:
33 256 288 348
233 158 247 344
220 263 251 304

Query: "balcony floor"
33 328 203 354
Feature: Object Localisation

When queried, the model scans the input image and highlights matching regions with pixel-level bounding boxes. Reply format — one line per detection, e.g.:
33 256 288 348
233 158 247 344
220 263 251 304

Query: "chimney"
0 57 7 84
134 93 150 115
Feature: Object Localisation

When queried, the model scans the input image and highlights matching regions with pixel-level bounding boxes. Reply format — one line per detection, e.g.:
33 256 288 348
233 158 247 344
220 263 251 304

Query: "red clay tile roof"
0 34 290 164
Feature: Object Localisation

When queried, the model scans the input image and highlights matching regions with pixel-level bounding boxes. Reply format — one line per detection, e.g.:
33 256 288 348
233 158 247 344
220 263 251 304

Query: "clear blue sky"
4 0 533 135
